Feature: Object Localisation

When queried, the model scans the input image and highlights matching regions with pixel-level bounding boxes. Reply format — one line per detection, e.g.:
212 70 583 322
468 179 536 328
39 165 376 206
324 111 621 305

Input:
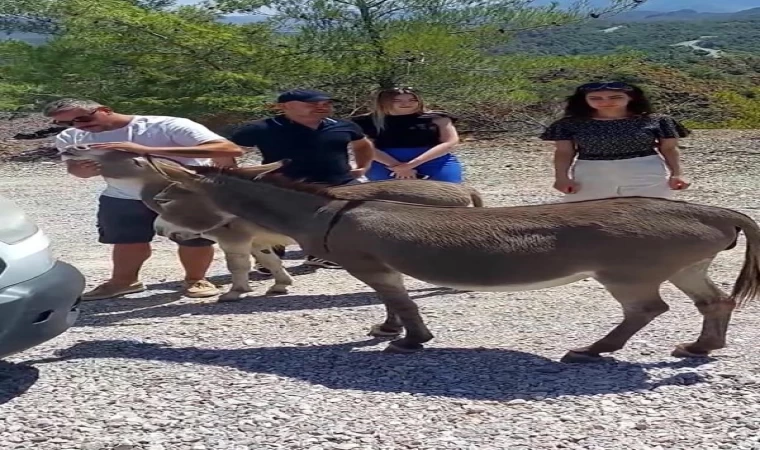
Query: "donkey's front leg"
216 239 254 302
345 266 433 353
250 246 293 295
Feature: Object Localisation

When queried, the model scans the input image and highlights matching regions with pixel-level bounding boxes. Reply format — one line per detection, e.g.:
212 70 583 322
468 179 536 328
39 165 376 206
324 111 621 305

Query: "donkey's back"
326 179 484 207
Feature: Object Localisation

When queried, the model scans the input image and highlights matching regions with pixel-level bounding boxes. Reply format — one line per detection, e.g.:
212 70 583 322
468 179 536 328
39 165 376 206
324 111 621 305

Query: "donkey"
143 157 760 363
61 147 487 301
60 146 297 300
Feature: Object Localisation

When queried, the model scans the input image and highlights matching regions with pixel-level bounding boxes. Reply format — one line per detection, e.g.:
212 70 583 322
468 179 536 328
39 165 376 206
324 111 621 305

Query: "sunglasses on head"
383 86 416 93
52 109 100 127
579 82 634 92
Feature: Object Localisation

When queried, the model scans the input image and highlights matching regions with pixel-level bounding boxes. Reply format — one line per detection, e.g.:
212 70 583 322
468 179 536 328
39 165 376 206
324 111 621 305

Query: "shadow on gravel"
0 361 39 405
146 263 320 292
74 286 458 328
22 338 714 401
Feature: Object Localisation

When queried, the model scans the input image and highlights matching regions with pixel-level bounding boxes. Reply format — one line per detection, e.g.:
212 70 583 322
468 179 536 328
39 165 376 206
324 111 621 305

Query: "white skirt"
563 154 671 203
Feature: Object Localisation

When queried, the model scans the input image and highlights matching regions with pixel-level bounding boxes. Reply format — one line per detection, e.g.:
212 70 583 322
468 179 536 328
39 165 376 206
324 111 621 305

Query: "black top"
539 114 691 161
351 111 457 149
228 115 365 184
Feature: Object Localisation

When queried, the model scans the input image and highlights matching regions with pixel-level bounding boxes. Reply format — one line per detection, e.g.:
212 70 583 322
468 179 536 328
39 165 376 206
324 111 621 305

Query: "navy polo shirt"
229 115 366 185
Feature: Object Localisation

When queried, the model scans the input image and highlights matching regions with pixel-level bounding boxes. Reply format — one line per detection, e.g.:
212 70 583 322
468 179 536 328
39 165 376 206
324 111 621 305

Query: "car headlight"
0 196 41 245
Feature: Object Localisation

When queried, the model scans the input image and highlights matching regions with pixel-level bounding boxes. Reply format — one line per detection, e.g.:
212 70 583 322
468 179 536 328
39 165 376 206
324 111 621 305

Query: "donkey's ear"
253 159 289 180
230 159 288 180
145 154 199 183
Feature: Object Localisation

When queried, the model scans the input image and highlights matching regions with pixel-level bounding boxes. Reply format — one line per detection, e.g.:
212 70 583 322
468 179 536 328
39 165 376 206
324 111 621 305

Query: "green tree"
0 0 296 118
0 0 647 125
207 0 646 90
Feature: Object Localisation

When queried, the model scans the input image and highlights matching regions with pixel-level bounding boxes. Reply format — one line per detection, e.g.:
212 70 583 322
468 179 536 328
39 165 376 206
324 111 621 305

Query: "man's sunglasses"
52 109 99 127
579 81 634 92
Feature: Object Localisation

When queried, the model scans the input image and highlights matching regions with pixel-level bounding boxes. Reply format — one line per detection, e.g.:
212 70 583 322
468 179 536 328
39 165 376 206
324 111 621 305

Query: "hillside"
544 0 760 13
2 3 760 131
611 7 760 21
497 16 760 57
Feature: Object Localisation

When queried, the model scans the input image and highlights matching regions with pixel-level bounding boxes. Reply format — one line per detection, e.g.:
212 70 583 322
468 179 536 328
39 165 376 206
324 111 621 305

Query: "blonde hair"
370 87 426 132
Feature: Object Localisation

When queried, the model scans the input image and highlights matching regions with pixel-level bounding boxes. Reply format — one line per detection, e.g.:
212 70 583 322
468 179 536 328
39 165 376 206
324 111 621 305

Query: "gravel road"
1 130 760 450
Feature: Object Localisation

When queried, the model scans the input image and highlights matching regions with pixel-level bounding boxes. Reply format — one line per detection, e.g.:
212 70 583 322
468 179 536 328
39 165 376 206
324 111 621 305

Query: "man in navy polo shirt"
229 88 375 269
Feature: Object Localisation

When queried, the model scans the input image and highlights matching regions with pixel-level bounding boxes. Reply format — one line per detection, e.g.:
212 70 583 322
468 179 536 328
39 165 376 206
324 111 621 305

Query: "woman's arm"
657 138 683 177
658 137 691 189
553 140 577 180
403 117 460 169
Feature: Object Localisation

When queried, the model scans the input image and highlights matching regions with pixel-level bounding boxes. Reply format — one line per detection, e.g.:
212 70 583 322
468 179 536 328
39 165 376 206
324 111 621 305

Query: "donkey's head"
60 145 152 179
140 158 289 233
151 181 237 234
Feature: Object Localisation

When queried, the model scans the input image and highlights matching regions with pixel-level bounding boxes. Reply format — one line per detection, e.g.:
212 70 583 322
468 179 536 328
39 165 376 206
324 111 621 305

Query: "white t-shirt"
56 115 225 200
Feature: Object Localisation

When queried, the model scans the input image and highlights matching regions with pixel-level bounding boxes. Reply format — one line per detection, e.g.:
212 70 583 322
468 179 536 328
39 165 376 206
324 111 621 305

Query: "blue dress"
351 111 463 183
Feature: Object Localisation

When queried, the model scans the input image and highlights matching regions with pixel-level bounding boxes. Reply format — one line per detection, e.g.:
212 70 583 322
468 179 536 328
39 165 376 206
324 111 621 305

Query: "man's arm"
349 137 376 178
89 118 244 159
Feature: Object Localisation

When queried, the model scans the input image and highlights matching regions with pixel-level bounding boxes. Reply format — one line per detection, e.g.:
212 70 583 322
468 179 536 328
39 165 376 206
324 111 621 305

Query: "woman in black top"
540 81 691 202
351 87 463 182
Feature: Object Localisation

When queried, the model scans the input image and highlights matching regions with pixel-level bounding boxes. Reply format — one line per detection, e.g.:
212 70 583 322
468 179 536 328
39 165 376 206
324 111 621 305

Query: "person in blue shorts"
351 87 463 183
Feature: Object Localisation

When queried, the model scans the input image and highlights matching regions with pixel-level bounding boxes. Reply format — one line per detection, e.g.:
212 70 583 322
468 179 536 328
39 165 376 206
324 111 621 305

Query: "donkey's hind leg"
668 258 735 358
562 281 669 363
251 246 293 295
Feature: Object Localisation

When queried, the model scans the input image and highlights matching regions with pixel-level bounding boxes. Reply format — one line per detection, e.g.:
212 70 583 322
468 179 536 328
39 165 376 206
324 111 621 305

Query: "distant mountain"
0 32 48 45
540 0 760 13
609 7 760 22
218 14 269 25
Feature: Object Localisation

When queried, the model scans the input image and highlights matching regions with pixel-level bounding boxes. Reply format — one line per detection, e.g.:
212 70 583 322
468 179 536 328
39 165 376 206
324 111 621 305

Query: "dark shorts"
96 196 215 247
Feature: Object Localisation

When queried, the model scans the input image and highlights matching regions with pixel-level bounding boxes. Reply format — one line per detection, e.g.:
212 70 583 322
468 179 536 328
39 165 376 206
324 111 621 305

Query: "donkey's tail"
729 211 760 309
468 187 485 207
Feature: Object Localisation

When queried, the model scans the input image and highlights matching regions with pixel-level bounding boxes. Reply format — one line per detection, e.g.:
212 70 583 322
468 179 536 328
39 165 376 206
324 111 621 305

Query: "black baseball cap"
276 89 333 103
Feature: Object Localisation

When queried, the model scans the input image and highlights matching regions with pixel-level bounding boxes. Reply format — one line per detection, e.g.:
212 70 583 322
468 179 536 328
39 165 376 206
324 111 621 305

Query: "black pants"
96 196 214 247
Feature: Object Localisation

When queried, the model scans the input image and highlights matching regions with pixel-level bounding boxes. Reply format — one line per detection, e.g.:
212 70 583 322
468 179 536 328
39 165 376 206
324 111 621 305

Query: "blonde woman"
351 87 463 182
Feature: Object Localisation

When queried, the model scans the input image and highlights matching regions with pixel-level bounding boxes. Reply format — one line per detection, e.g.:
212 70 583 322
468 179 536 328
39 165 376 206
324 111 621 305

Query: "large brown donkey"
146 158 760 363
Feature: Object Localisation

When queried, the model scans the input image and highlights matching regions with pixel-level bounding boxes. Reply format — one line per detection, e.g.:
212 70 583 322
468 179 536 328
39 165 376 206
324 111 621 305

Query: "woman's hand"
553 177 579 194
668 175 691 190
390 163 418 180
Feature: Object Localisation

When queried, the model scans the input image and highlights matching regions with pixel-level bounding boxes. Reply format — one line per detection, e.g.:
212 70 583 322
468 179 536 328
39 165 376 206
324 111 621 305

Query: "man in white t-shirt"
43 98 243 301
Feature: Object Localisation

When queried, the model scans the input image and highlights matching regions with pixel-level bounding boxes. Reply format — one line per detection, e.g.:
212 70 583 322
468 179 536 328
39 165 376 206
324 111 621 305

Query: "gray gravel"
2 130 760 450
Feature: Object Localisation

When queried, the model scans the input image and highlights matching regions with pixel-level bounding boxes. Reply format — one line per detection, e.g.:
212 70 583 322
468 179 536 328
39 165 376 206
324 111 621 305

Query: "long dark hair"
563 81 654 118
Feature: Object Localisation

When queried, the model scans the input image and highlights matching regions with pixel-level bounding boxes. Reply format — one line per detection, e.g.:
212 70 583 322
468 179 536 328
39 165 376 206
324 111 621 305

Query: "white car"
0 194 84 358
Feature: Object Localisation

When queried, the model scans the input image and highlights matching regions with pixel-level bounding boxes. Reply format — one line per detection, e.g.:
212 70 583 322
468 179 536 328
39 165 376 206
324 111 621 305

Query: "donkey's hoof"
265 286 289 296
217 291 246 303
561 350 607 364
383 341 424 354
672 344 711 359
368 324 403 338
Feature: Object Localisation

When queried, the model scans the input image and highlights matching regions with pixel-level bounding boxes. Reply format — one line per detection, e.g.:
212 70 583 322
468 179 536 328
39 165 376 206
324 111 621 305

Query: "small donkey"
61 147 486 301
